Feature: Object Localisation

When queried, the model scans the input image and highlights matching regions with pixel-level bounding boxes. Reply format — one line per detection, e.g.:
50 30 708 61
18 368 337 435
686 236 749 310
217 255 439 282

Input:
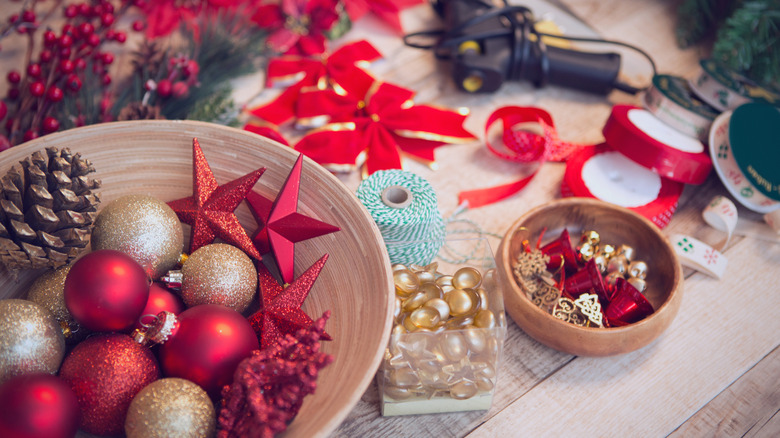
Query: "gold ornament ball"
125 377 215 438
25 264 88 343
181 243 258 312
0 299 65 384
91 194 184 280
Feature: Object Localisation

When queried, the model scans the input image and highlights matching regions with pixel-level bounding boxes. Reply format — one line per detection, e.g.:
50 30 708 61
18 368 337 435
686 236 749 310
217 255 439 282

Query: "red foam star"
247 154 340 284
248 254 332 349
168 138 264 259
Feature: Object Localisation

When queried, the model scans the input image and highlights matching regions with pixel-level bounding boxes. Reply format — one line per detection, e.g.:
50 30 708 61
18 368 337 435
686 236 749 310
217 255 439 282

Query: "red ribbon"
457 106 585 209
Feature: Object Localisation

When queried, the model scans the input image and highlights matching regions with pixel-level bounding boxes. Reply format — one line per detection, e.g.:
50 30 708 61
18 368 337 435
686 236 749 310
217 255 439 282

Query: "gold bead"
402 315 417 332
600 244 616 260
394 297 402 319
444 315 474 330
627 277 647 293
384 385 414 400
392 264 409 272
409 307 441 329
391 324 407 337
402 291 429 312
452 267 482 290
444 288 480 317
394 269 420 297
628 260 648 280
423 298 450 321
463 326 487 353
476 375 494 392
450 380 478 400
435 275 454 288
607 254 628 275
389 368 420 388
440 332 468 362
580 230 600 246
419 282 443 301
473 309 497 329
415 270 436 284
476 287 490 311
616 244 635 262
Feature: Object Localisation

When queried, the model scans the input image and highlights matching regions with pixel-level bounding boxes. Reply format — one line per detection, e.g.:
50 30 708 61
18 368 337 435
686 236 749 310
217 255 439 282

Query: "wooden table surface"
1 1 778 437
325 1 780 436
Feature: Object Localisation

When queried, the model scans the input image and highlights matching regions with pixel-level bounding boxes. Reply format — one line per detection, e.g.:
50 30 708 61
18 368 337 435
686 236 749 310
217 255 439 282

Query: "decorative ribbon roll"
702 195 738 251
669 234 728 280
356 169 446 266
457 106 584 208
708 107 780 214
642 74 719 142
561 144 683 228
689 59 780 112
602 105 712 185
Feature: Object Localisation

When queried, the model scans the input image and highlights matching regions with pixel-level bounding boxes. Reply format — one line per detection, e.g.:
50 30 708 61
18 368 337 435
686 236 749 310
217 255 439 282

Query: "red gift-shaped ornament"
604 278 654 325
562 258 610 305
540 229 579 273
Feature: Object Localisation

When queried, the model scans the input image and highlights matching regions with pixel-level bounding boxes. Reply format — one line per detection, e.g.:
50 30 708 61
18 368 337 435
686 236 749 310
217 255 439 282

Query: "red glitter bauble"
0 374 80 438
133 283 186 331
59 334 160 436
64 249 150 332
158 304 258 398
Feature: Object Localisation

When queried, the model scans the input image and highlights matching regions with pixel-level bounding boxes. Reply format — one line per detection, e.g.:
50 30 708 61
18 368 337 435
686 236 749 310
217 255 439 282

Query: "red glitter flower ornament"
294 81 477 175
248 254 332 349
342 0 426 33
246 39 382 126
247 154 340 284
218 312 334 438
251 0 340 56
167 138 264 258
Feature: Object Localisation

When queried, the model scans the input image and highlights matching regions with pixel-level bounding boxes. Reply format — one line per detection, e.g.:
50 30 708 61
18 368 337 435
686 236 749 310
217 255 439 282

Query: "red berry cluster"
146 54 201 101
0 1 139 147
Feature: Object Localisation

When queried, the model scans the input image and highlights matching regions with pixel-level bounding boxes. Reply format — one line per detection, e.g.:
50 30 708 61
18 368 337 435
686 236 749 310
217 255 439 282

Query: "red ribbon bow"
458 106 585 208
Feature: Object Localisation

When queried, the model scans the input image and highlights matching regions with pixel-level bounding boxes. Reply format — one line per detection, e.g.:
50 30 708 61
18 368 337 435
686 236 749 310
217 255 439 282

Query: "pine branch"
712 0 780 86
676 0 742 47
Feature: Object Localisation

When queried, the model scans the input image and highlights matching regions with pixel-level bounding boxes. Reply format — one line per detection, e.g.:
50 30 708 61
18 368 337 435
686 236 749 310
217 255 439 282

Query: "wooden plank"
465 234 780 437
669 346 780 437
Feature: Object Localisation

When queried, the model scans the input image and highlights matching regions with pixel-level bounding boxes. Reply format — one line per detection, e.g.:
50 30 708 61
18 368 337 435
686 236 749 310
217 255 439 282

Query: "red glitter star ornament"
248 254 332 349
218 312 333 438
247 154 340 284
168 138 264 259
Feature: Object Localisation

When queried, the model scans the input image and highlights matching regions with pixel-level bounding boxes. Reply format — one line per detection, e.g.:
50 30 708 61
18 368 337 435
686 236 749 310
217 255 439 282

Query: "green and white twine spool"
356 170 446 266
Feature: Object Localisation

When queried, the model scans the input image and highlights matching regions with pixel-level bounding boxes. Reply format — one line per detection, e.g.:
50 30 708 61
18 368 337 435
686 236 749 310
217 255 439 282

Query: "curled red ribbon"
458 106 585 209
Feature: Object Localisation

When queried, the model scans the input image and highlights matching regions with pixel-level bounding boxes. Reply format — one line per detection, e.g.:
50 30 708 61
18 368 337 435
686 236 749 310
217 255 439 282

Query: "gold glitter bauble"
125 378 215 438
91 194 184 280
0 299 65 384
181 244 257 313
25 264 88 343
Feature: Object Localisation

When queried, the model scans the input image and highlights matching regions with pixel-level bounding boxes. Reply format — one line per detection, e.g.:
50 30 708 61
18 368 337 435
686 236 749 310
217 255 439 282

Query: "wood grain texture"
669 346 780 437
0 121 395 438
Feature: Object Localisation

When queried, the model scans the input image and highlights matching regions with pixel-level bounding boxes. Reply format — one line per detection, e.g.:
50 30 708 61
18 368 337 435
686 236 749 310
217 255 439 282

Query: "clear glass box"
378 238 507 416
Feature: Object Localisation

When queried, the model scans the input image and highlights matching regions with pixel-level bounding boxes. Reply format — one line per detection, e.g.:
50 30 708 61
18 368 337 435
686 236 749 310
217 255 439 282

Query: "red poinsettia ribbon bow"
247 40 382 126
458 106 585 209
294 81 476 176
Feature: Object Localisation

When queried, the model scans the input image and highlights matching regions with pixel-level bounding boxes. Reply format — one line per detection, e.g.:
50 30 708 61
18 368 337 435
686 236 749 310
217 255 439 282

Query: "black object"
405 0 645 95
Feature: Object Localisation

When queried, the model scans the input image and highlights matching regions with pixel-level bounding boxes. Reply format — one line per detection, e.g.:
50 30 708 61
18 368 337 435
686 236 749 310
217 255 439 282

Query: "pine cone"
118 103 164 121
0 147 101 271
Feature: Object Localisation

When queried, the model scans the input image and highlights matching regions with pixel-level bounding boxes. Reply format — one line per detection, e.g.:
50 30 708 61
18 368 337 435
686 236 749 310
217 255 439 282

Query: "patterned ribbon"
458 106 585 208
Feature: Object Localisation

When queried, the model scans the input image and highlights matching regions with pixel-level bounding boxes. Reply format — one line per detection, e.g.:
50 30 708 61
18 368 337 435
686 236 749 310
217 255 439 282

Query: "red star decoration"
248 254 332 349
168 138 264 259
247 154 340 284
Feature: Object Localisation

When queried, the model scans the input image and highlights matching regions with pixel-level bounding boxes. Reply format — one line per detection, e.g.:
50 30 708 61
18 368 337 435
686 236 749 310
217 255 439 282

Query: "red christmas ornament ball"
59 333 160 436
0 374 80 438
133 282 185 331
64 249 150 332
158 304 258 398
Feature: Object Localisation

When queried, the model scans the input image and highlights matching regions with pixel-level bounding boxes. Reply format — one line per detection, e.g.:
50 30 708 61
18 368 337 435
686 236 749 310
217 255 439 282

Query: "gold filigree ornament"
513 249 550 279
573 293 604 327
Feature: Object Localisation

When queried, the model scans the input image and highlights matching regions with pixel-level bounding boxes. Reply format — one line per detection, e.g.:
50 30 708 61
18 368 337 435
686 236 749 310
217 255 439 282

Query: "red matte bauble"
133 283 186 330
64 249 150 332
59 334 160 436
0 374 80 438
158 304 258 398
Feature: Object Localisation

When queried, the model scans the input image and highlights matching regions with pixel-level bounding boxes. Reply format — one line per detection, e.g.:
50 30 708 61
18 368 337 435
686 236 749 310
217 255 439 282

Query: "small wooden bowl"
0 120 395 437
496 198 683 356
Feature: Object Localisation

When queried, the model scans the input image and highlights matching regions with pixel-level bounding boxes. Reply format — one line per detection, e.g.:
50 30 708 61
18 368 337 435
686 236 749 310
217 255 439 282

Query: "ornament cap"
132 311 179 347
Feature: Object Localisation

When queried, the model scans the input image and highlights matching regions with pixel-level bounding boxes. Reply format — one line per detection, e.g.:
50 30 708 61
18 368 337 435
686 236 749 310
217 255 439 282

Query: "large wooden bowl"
0 120 395 437
496 198 683 356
